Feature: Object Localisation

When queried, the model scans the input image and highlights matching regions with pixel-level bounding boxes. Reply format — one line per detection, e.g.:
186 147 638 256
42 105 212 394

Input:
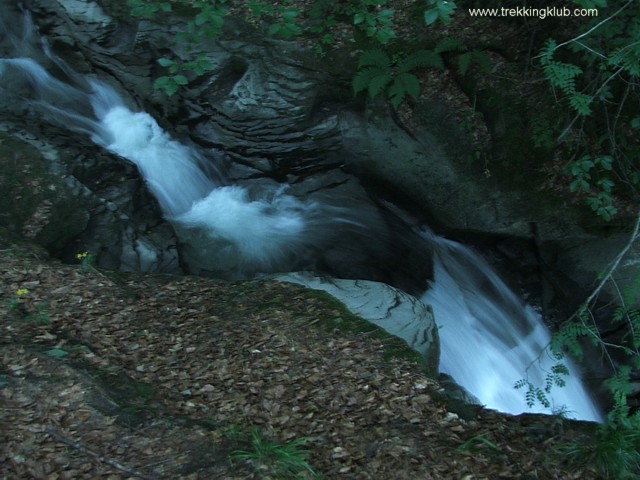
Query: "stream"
0 5 602 422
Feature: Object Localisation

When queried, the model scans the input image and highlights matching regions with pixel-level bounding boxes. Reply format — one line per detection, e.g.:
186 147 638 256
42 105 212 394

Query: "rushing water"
0 7 602 421
421 233 602 421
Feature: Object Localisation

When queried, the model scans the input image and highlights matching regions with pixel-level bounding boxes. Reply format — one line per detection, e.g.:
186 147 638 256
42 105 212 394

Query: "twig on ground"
44 424 156 480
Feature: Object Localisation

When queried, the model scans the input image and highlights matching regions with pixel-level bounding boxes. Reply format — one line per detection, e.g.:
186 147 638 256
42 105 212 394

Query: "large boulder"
275 271 440 374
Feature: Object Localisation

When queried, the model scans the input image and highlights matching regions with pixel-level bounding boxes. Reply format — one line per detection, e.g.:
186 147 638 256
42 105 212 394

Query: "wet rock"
274 271 440 373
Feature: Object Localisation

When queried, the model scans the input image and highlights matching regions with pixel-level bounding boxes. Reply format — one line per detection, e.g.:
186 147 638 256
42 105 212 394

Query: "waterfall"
421 233 602 422
0 7 602 422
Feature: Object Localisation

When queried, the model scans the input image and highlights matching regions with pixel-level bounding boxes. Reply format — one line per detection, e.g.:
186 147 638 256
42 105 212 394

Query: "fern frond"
613 305 627 323
352 66 386 94
387 72 419 109
358 49 391 69
550 320 595 360
514 379 528 389
609 45 640 76
435 37 465 54
543 61 582 93
569 91 593 115
398 50 443 72
457 52 472 76
539 39 557 66
368 73 393 98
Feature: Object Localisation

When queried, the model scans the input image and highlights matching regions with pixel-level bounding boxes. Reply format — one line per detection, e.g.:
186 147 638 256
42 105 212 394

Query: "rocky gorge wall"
2 0 639 404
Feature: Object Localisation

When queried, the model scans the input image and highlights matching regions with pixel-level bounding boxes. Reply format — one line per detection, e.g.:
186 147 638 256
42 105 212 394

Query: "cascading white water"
1 52 345 274
421 232 602 422
0 9 603 422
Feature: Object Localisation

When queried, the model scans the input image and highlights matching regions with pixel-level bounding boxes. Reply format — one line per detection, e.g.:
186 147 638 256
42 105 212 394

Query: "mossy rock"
0 132 89 251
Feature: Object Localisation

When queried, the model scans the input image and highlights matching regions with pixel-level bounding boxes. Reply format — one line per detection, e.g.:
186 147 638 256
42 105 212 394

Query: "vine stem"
554 0 634 51
524 210 640 376
574 210 640 318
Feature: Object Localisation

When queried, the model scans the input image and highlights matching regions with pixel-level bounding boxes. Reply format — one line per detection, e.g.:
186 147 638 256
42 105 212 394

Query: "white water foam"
175 185 308 269
96 105 217 216
0 17 604 421
421 233 602 422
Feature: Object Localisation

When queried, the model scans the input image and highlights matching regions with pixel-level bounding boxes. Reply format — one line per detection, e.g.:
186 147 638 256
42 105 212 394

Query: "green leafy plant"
267 7 303 39
128 0 171 17
540 40 592 116
75 251 96 272
518 215 640 478
6 288 28 311
423 0 457 26
353 48 444 109
5 289 49 324
229 427 318 479
564 155 618 221
555 408 640 479
128 0 226 95
353 3 396 44
456 434 502 454
537 1 640 221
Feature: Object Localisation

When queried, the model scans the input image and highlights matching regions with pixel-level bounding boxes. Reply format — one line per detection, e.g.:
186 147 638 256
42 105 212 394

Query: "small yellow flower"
76 252 88 261
15 289 28 296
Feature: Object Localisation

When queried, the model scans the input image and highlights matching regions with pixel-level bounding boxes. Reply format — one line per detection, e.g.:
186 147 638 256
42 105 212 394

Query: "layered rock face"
2 0 639 398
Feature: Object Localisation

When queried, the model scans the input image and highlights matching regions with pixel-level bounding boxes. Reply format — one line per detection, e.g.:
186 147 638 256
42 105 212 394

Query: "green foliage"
75 251 95 272
564 155 618 220
267 7 303 39
519 248 640 477
423 0 457 26
353 3 396 44
128 0 463 99
456 50 490 76
456 434 502 454
152 54 214 96
229 427 318 479
128 0 171 17
514 379 551 409
127 0 226 95
4 289 50 325
538 1 640 221
514 363 569 411
353 47 447 109
305 0 399 47
556 418 640 479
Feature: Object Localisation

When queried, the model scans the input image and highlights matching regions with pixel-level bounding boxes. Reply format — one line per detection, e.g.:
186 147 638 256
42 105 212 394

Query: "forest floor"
0 236 603 479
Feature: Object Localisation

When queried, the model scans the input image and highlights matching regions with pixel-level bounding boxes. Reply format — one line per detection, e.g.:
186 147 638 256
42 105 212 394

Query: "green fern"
542 60 582 93
609 44 640 77
550 319 597 360
540 39 593 115
353 48 444 109
569 91 593 116
398 50 443 72
434 37 465 54
456 50 491 76
388 72 420 109
353 50 391 95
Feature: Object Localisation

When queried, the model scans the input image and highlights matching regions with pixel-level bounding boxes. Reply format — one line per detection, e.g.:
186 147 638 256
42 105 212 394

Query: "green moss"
0 132 88 252
91 367 160 427
299 289 439 378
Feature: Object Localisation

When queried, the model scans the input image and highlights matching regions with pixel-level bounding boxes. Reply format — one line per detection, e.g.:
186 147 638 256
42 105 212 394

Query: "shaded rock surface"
1 0 634 310
275 271 440 372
